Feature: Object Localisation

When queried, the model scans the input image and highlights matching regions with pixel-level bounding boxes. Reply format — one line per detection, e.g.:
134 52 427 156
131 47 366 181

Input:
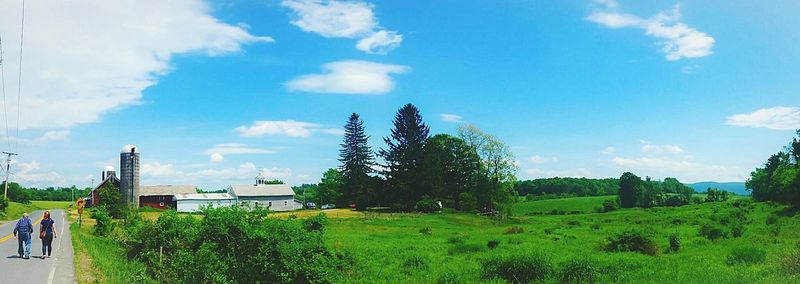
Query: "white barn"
174 193 236 213
228 174 300 211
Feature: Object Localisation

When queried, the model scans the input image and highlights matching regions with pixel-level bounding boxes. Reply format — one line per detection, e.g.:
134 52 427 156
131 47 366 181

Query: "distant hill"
688 182 748 195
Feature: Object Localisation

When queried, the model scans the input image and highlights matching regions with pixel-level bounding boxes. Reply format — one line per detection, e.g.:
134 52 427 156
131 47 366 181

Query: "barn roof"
140 185 197 196
173 193 234 201
229 184 295 197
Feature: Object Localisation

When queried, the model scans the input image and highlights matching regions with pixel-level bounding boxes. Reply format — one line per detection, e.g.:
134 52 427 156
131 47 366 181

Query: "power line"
0 36 9 150
14 0 26 154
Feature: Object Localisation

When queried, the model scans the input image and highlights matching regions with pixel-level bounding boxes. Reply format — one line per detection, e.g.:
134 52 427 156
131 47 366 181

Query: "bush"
597 199 618 213
91 207 114 236
0 197 8 213
401 253 429 273
603 230 659 256
559 258 599 284
303 213 328 233
692 196 704 204
668 234 681 253
699 224 728 241
448 243 486 255
726 246 766 265
766 215 780 225
419 227 432 235
447 235 467 244
487 240 500 249
782 246 800 274
481 252 552 283
415 198 441 213
504 226 525 235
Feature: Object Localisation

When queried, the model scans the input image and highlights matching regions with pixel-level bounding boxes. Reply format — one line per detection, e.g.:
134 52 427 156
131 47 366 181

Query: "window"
268 202 272 207
159 202 164 207
255 202 259 208
284 201 288 206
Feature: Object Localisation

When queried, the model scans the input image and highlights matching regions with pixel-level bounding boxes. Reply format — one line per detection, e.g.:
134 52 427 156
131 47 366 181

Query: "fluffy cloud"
529 155 558 164
524 168 592 178
141 162 181 178
259 167 293 179
0 0 270 130
34 130 70 143
611 156 742 182
285 60 409 94
209 153 225 163
203 143 275 155
281 0 402 54
235 120 319 137
10 159 64 186
600 146 617 155
440 114 464 123
641 143 684 154
726 107 800 130
587 4 715 61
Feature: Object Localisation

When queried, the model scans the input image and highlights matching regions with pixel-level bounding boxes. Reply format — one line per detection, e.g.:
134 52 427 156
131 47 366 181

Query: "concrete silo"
120 144 140 207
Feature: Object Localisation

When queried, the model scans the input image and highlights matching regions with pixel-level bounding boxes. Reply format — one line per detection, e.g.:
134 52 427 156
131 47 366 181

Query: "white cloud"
235 120 319 137
141 162 180 178
529 155 558 164
203 144 275 155
611 156 743 182
34 130 70 143
524 168 592 178
600 146 616 155
356 30 403 54
281 0 402 54
726 107 800 130
259 167 293 179
0 0 271 130
594 0 619 9
440 114 464 123
285 60 409 95
210 153 225 163
587 4 715 61
10 159 64 186
640 141 684 154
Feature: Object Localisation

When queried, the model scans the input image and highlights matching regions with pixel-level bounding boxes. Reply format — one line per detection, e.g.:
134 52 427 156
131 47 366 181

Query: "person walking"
39 211 57 258
13 212 34 259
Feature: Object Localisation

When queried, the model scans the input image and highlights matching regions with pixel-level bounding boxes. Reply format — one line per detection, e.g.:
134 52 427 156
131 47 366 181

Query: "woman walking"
39 211 57 258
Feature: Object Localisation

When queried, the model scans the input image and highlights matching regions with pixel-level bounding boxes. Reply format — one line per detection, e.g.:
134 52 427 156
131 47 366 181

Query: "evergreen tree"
379 104 430 210
338 113 375 209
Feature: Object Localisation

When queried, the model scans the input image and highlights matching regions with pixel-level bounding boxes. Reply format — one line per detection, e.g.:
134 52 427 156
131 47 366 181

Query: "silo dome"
104 165 115 171
121 144 138 153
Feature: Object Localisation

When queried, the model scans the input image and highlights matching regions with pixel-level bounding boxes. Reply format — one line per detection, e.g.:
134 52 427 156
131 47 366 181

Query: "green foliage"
122 206 344 283
782 244 800 275
618 172 641 208
481 252 552 283
415 198 441 213
91 207 114 236
380 104 431 210
421 134 485 211
401 253 429 273
604 230 659 256
457 124 517 212
2 182 89 202
559 258 599 284
97 182 124 218
726 246 767 265
668 234 681 253
446 235 467 244
339 113 376 209
487 240 500 249
504 226 525 235
699 224 728 241
419 227 432 235
747 130 800 207
705 188 731 202
597 199 619 213
0 196 8 213
516 177 619 197
303 213 328 233
317 169 343 206
447 243 486 255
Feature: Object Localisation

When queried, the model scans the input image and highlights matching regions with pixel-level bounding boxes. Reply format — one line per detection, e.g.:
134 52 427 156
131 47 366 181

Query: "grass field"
70 197 800 283
1 200 72 221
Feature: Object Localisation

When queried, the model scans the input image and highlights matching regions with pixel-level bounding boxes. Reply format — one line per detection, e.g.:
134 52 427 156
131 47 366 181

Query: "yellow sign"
76 198 85 215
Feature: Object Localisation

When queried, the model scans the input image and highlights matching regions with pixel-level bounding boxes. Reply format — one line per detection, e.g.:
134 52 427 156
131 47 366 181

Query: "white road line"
47 211 67 284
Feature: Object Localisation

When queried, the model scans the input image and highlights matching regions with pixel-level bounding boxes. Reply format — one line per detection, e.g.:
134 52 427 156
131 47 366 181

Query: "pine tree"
379 104 430 210
338 113 375 209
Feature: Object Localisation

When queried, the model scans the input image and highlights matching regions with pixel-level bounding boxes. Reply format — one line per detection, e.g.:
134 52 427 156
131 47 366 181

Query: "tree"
339 113 376 210
420 134 483 210
316 169 343 206
618 172 641 208
97 182 123 218
457 124 516 211
379 104 430 210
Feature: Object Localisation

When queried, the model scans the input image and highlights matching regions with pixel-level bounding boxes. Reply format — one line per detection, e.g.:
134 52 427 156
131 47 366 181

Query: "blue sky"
0 0 797 189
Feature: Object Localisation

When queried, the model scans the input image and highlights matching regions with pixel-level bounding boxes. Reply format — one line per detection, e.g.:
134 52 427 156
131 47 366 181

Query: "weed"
668 234 681 253
505 226 525 234
487 240 501 249
419 227 432 235
604 230 659 256
726 246 766 265
481 252 552 283
448 243 486 255
560 258 599 284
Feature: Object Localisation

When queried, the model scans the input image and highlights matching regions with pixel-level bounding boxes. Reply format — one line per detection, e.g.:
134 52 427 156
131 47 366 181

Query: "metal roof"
140 185 197 196
173 193 234 201
121 144 138 153
228 184 295 197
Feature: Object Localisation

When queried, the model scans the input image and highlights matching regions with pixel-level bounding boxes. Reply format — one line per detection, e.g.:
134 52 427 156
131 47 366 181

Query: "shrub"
504 226 525 235
544 228 555 235
487 240 500 249
303 213 328 233
766 215 779 225
415 198 441 213
726 246 766 265
91 207 114 236
419 227 432 235
0 196 8 213
599 199 618 213
699 224 728 241
566 220 581 226
782 247 800 274
692 196 704 204
590 224 601 230
559 258 599 284
401 253 429 273
668 234 681 253
448 243 486 255
481 252 552 283
447 235 467 244
603 230 659 256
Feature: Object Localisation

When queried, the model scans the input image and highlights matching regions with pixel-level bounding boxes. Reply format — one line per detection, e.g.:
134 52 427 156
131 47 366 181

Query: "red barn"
138 185 196 210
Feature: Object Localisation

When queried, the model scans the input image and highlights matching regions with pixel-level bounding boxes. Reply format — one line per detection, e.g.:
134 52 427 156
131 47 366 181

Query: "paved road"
0 210 75 284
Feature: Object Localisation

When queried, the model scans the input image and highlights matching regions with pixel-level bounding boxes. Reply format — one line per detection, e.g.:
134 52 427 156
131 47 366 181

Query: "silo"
120 145 140 207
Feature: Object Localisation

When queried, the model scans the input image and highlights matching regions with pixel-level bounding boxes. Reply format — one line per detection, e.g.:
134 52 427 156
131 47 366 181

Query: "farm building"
139 185 196 210
89 166 120 207
228 176 300 211
173 193 236 212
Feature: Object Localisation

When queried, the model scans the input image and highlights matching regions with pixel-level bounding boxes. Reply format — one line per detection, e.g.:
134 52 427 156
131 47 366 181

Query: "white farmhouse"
228 174 300 211
174 193 236 213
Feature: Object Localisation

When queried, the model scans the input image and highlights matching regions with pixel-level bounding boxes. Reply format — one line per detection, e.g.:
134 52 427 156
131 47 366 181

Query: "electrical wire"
0 36 10 150
14 0 26 154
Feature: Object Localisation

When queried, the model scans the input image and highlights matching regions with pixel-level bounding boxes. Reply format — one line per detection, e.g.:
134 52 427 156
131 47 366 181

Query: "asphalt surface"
0 209 75 284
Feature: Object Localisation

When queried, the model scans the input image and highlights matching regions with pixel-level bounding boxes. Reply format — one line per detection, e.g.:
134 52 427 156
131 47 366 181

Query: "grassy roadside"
2 200 72 221
68 209 154 284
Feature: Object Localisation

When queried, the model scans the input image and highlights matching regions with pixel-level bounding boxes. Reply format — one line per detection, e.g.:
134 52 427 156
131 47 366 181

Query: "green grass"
2 201 72 220
71 217 154 283
512 195 616 215
324 197 800 283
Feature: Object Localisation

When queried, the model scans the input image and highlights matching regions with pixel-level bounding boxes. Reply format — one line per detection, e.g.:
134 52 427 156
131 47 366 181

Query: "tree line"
298 104 517 212
1 181 90 204
617 173 697 208
747 130 800 207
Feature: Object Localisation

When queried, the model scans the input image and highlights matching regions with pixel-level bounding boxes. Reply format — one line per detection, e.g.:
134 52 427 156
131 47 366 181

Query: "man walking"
13 213 33 259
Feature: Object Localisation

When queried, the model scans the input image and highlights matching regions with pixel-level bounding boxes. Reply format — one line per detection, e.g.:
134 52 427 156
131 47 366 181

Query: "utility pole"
3 151 17 201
